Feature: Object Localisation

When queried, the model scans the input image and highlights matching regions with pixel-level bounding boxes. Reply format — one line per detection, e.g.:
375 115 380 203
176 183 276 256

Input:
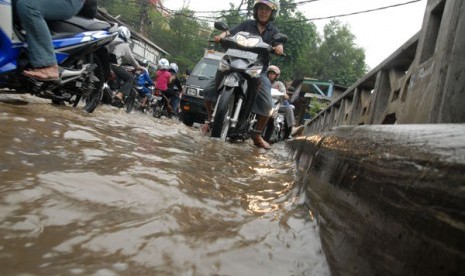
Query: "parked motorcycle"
209 22 287 141
0 1 117 113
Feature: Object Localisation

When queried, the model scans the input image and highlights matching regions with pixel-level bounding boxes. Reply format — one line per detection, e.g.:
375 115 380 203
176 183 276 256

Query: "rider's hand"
214 31 229 43
273 44 284 55
214 35 222 43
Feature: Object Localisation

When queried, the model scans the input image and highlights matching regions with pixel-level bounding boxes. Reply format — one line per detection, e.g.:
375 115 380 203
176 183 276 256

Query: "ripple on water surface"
0 94 329 275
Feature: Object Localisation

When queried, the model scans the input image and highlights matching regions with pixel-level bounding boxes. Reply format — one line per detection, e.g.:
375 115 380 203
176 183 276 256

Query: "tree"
313 20 367 87
163 9 211 71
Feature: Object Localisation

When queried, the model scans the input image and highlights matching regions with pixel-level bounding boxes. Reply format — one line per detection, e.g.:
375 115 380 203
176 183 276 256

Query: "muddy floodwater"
0 94 329 275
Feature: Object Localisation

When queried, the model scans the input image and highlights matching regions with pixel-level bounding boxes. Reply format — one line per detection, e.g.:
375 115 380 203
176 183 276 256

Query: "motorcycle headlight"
245 66 263 78
218 60 230 72
236 34 260 47
186 87 197 96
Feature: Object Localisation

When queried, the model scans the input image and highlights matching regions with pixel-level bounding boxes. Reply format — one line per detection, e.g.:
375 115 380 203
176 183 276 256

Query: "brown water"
0 94 329 276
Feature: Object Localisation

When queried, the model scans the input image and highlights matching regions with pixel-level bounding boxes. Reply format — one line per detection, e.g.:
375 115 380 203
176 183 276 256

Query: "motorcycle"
263 88 288 143
0 0 118 113
151 88 175 119
101 65 140 113
209 22 287 141
134 82 154 113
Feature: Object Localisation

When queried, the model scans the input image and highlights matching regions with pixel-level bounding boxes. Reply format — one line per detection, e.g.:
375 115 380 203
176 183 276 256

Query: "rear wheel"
125 88 136 113
152 100 163 118
211 87 234 140
83 54 104 113
101 84 113 105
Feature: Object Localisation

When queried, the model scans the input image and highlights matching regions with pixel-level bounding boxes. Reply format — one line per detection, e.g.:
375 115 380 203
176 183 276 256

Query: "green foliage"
313 20 367 87
308 99 329 118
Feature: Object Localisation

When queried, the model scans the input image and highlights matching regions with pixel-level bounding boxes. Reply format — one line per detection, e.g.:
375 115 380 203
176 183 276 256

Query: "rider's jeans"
16 0 84 68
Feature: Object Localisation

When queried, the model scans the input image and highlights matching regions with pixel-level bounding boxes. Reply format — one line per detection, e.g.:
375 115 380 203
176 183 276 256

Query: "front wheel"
211 87 235 140
182 112 195 126
263 118 276 143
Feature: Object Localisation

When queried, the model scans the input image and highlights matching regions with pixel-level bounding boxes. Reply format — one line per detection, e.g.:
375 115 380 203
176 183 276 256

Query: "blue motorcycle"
0 0 118 113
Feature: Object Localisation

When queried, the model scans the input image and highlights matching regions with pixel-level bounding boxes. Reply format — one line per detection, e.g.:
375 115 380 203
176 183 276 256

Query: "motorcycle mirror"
273 33 288 44
214 22 229 32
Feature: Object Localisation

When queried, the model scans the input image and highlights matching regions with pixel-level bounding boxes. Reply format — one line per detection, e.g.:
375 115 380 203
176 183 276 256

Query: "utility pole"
139 0 149 35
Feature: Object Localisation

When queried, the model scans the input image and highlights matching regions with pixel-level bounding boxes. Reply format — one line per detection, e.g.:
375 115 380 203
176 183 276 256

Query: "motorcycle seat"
14 16 114 41
47 16 113 36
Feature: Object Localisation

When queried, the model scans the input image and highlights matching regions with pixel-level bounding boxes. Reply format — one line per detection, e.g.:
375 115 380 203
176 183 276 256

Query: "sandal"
23 65 60 82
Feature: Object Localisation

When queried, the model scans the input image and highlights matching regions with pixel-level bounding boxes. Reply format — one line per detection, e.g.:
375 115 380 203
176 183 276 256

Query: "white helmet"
158 58 169 70
253 0 280 21
117 26 131 42
169 63 179 74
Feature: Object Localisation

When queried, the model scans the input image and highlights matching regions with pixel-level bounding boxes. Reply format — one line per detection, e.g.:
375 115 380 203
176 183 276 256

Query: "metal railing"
304 0 465 135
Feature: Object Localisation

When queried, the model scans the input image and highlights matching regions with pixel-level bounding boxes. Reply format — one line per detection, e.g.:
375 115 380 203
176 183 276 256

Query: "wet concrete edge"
287 124 465 276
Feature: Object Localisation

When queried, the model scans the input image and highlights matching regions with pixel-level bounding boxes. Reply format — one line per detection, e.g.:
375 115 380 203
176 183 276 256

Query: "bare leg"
201 100 214 133
252 115 271 149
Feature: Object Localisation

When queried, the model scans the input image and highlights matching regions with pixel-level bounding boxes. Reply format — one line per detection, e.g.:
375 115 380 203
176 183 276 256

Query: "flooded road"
0 94 329 275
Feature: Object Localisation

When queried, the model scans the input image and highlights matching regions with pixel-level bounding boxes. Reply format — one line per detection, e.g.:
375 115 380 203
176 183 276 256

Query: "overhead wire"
161 0 322 14
162 0 425 24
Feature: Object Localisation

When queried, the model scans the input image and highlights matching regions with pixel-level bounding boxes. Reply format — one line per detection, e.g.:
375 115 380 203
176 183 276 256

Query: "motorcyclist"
202 0 284 149
154 58 172 111
17 0 86 81
167 63 183 115
135 59 154 109
108 26 142 104
267 65 295 139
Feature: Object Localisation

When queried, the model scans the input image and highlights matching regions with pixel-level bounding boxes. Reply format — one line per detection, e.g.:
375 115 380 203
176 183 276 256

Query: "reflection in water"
0 94 329 275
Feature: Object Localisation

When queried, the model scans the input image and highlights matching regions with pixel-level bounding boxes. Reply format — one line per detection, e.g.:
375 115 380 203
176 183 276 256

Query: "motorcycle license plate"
225 48 258 60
